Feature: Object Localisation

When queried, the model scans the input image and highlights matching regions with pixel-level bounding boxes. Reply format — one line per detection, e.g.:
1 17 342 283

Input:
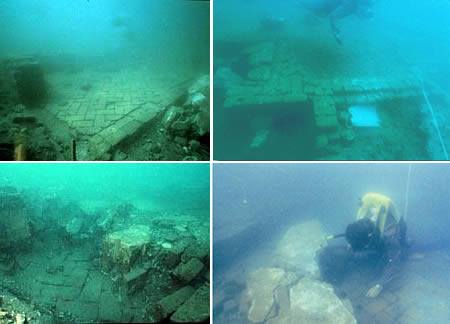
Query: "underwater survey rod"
403 164 412 220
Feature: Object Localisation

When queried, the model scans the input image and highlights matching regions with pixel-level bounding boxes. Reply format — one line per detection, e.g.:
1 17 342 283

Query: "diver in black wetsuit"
317 193 409 298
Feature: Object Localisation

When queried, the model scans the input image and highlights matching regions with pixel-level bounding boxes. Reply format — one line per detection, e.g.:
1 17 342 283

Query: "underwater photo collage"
1 0 450 323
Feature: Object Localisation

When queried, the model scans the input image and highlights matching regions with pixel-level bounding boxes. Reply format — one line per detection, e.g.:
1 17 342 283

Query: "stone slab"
171 284 210 323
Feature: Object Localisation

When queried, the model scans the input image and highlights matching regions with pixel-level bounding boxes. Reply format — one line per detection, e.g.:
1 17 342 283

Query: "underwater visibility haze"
0 0 210 161
0 163 210 323
214 163 450 323
214 0 450 160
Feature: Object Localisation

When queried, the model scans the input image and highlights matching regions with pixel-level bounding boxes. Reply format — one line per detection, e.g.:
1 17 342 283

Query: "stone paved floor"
41 67 194 160
337 249 450 324
4 240 145 323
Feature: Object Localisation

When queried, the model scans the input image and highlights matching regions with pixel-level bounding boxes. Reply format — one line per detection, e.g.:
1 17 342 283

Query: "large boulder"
273 220 327 276
242 269 356 324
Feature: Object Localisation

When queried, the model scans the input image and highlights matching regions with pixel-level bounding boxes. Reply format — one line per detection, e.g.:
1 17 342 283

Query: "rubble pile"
0 292 47 324
161 75 210 161
101 218 210 323
0 188 210 323
234 220 358 324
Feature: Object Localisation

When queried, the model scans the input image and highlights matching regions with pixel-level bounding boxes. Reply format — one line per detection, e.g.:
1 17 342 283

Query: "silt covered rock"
159 286 196 318
173 258 204 283
243 267 297 323
273 220 327 276
101 225 151 272
171 284 210 323
280 277 356 324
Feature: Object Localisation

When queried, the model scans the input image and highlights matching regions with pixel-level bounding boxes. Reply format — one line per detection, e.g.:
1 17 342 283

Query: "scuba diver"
298 0 376 44
318 192 408 298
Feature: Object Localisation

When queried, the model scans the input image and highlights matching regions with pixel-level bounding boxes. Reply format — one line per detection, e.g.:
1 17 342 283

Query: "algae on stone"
101 225 151 272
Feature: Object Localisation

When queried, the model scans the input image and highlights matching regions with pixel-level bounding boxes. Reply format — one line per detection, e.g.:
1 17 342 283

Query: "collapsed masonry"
215 220 358 324
101 223 210 322
217 41 448 159
0 188 210 323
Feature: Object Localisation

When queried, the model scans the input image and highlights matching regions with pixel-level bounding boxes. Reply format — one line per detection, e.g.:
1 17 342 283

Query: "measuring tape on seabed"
416 71 449 160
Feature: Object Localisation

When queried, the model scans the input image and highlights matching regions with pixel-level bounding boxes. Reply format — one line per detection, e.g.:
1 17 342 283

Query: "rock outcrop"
241 220 357 324
273 219 327 276
243 268 297 323
100 217 210 322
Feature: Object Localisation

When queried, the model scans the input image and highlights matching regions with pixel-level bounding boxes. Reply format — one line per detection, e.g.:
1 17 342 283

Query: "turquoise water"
0 163 210 323
0 163 210 214
0 0 209 71
214 1 450 160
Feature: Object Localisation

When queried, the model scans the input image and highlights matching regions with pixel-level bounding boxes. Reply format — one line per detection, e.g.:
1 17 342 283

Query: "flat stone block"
315 114 339 129
99 290 122 322
159 286 195 318
80 273 103 303
173 258 204 283
171 285 210 323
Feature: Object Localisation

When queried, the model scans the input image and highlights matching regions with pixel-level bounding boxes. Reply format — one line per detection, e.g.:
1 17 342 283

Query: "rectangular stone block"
315 114 339 129
173 258 204 283
101 225 151 273
123 264 150 294
159 286 195 318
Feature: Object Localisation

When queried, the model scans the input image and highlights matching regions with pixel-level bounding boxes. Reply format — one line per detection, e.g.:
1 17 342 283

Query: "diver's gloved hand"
366 284 382 298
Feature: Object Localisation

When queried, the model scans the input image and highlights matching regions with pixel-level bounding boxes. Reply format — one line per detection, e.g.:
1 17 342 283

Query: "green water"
0 163 210 323
0 163 210 216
